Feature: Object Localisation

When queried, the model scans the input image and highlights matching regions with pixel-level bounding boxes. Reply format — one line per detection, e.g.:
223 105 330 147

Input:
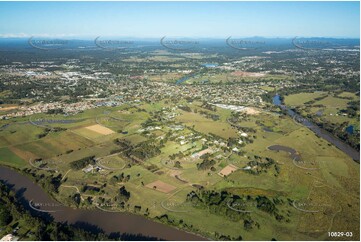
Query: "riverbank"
273 95 360 162
0 166 208 241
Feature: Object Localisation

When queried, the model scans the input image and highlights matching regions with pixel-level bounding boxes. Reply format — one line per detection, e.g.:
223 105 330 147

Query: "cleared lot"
84 124 115 135
145 180 177 193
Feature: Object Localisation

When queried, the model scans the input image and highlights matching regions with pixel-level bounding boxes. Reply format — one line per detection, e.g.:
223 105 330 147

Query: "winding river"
0 167 207 241
273 95 360 161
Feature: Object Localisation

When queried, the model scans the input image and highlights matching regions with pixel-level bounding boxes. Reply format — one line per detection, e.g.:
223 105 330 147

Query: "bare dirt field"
84 124 115 135
145 180 177 193
191 148 213 159
243 107 260 115
231 71 266 77
9 146 36 161
0 106 18 111
218 164 238 177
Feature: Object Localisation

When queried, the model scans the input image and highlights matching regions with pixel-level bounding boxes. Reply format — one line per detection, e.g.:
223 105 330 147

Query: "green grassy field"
0 147 26 168
0 100 359 240
176 110 238 139
285 91 360 131
284 92 327 106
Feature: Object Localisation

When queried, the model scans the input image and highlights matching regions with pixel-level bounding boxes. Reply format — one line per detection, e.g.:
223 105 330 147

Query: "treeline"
114 138 162 162
0 181 160 241
197 157 216 171
46 108 64 114
187 189 291 228
245 156 280 176
178 105 192 112
310 119 360 152
0 181 110 240
22 168 62 193
37 127 66 139
201 102 217 111
154 214 243 241
291 105 360 151
70 156 95 170
198 110 220 121
129 141 161 160
343 100 359 118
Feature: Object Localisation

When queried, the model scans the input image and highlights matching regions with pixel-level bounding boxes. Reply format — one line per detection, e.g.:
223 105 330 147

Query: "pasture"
0 99 358 241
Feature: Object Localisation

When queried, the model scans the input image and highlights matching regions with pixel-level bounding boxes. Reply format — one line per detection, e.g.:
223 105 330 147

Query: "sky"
0 1 359 38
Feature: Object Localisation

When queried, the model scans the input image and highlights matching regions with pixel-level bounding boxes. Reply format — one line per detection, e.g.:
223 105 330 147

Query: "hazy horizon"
0 1 359 39
0 36 360 40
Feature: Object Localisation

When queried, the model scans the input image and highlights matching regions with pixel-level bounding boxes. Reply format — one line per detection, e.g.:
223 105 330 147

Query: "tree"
0 206 12 226
118 186 130 202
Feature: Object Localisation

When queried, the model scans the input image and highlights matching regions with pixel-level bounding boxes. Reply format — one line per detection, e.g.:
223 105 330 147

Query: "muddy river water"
273 95 360 161
0 166 207 241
